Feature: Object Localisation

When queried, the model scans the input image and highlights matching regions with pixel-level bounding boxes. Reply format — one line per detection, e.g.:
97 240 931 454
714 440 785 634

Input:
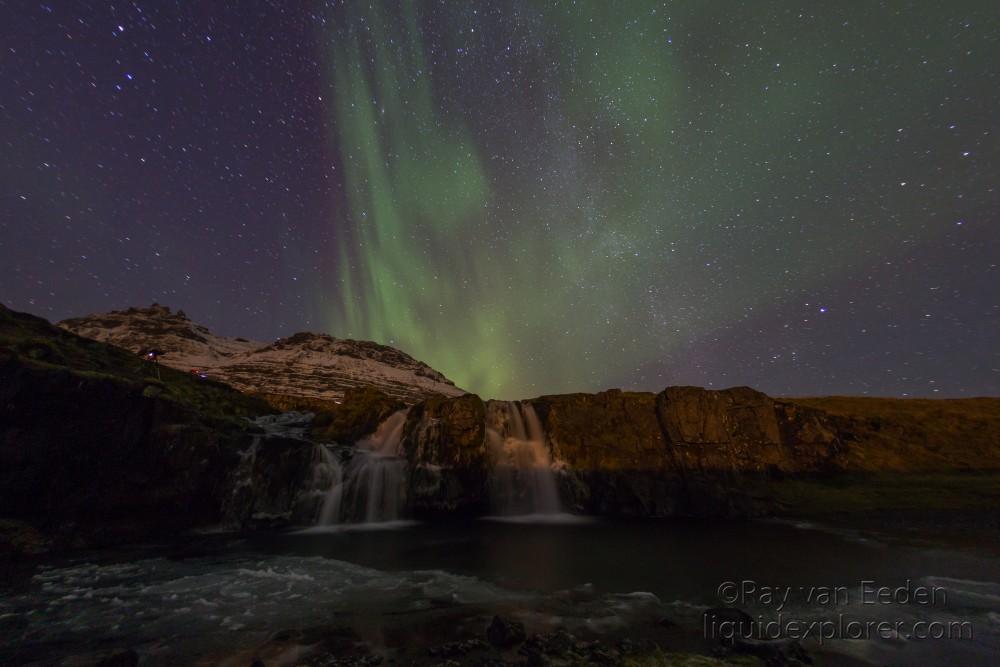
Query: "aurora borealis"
2 1 998 399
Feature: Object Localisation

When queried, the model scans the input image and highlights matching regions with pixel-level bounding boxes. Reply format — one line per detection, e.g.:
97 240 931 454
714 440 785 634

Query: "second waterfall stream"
485 400 563 516
312 400 564 528
314 409 409 527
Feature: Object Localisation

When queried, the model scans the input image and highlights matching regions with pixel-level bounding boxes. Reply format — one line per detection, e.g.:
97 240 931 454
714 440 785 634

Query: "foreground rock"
221 607 781 667
487 615 527 648
0 304 278 550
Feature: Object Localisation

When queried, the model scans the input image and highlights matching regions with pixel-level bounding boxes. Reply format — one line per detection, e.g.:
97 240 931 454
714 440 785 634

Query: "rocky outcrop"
310 386 404 444
525 386 844 516
59 304 465 404
534 390 666 471
654 386 844 475
316 386 848 518
401 394 489 516
0 304 295 550
223 434 320 529
0 350 253 548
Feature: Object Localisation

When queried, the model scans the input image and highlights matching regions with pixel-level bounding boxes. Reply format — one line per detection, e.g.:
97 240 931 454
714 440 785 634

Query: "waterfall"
313 410 409 526
485 401 562 515
314 445 343 525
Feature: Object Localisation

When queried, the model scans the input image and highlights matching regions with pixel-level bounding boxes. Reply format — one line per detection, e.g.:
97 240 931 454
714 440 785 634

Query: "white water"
314 410 410 526
314 445 343 526
253 411 313 439
485 400 562 516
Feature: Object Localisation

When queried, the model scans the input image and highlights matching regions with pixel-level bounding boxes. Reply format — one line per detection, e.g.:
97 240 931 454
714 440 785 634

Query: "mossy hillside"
310 386 405 444
0 303 270 422
765 471 1000 515
788 396 1000 472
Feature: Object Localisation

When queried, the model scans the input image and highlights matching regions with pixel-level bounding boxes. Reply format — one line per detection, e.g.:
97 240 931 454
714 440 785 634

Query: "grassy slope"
0 304 270 421
789 396 1000 472
770 396 1000 516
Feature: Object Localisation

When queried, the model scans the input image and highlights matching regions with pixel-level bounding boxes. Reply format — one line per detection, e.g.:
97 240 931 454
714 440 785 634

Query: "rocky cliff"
0 304 344 554
383 387 843 517
4 302 999 554
392 387 1000 518
58 304 465 405
0 304 279 552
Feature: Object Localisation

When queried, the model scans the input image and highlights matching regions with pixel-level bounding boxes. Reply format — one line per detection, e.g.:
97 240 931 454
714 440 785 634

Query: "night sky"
1 1 997 399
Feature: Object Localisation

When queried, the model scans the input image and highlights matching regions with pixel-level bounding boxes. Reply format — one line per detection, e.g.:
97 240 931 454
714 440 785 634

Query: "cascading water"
485 401 562 515
313 410 409 526
314 445 343 525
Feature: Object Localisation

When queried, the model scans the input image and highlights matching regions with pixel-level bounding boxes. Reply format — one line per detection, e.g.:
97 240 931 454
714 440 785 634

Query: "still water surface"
2 518 998 665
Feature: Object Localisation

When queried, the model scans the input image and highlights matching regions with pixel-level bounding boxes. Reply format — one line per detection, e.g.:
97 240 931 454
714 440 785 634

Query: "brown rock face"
310 386 404 444
656 386 783 472
654 385 844 476
533 390 665 471
525 386 848 516
403 394 487 468
533 386 845 476
401 394 488 515
301 385 851 518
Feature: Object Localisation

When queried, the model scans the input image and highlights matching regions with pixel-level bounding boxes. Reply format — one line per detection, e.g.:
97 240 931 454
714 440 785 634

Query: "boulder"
486 615 526 648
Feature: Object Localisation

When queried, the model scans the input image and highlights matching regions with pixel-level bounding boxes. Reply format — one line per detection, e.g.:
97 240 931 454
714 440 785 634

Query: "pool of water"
2 517 999 665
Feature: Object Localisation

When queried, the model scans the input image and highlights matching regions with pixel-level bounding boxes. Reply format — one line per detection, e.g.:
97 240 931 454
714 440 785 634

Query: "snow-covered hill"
58 304 465 404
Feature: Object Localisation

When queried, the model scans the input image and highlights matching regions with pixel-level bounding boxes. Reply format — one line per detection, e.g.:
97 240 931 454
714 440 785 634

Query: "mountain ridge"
58 303 465 404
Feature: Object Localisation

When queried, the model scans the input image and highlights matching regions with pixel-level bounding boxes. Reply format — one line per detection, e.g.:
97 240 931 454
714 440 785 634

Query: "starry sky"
1 1 997 399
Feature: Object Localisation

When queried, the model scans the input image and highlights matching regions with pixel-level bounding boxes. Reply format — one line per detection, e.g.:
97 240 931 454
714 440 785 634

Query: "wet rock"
517 642 551 667
584 646 617 665
517 630 587 664
616 637 639 655
221 433 317 529
486 615 526 648
543 628 574 654
403 394 489 515
429 638 490 658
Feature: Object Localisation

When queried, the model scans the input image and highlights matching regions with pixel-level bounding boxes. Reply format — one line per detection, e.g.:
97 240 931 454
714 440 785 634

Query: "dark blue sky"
1 1 997 398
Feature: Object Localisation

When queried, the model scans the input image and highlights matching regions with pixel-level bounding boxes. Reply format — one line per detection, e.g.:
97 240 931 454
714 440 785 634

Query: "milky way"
1 1 997 398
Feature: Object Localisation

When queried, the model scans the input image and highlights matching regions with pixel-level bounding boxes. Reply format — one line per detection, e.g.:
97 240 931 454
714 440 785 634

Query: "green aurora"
321 1 993 399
